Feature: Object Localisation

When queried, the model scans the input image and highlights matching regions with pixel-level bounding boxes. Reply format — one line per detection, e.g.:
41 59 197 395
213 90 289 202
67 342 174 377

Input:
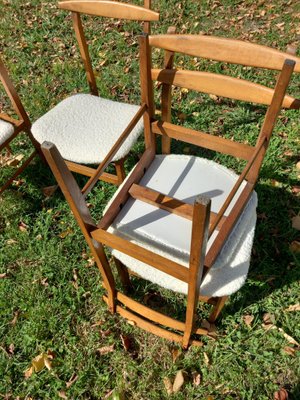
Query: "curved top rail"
149 35 300 72
151 68 300 109
59 0 159 21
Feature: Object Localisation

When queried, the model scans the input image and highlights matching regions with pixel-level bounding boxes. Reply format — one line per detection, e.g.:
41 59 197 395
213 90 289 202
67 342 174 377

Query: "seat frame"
53 0 159 187
42 34 300 348
0 56 40 194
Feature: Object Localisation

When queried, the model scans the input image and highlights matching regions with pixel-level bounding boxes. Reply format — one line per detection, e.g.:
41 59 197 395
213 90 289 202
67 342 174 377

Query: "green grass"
1 0 300 399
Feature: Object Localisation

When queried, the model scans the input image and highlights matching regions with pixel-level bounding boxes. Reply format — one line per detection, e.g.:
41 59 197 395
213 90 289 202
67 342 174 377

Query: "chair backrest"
0 55 30 128
140 34 300 183
58 0 159 95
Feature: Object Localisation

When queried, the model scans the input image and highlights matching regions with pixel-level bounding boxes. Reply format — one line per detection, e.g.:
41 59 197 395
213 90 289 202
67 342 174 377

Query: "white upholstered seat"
31 94 144 164
0 119 14 146
106 155 257 297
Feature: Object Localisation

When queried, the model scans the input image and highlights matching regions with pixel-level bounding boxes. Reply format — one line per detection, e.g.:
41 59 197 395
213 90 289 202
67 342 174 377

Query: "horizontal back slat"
152 68 299 108
59 0 159 21
149 35 300 72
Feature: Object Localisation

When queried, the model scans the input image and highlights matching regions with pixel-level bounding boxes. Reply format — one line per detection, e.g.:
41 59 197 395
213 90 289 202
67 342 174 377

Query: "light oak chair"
0 56 40 194
32 0 159 187
42 34 300 348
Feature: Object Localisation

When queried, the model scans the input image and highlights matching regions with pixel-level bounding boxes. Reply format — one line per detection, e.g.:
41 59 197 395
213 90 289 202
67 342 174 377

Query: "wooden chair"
41 34 300 348
0 56 40 194
31 0 159 187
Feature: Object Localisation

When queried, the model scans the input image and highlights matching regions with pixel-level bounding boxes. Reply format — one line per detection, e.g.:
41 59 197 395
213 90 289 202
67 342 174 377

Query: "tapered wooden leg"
182 196 211 349
208 296 228 323
114 158 126 185
113 256 131 293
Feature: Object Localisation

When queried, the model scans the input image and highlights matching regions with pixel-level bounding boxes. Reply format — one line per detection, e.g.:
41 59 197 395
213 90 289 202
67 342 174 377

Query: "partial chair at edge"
0 56 40 194
31 0 159 188
42 33 300 348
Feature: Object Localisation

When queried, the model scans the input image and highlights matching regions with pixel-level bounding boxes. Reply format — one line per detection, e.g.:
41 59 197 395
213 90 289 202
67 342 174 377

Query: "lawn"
0 0 300 399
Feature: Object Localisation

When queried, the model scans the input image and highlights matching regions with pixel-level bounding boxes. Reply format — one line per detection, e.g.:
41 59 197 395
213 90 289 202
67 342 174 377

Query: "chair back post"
182 195 211 348
161 26 176 154
139 33 156 151
0 56 31 127
143 0 151 34
71 12 99 96
246 59 296 184
41 141 117 312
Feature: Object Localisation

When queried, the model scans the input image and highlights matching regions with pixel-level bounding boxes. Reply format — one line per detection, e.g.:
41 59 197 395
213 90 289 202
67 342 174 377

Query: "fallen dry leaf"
243 314 254 327
291 216 300 231
296 161 300 170
278 328 299 346
192 371 201 386
0 273 7 279
203 352 210 366
6 154 24 167
10 311 19 326
59 228 73 239
285 304 300 312
120 334 131 351
274 388 288 400
66 373 78 388
24 351 54 378
42 185 58 198
263 313 276 325
163 377 173 396
292 185 300 194
58 391 68 399
172 370 186 394
18 221 28 232
171 348 181 363
283 346 297 356
289 241 300 253
97 344 115 355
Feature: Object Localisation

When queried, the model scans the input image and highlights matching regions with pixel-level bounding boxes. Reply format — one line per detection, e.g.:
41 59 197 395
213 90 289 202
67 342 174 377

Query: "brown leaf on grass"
97 344 115 355
243 314 254 327
18 221 28 232
296 161 300 170
263 313 276 325
120 334 131 351
291 216 300 231
203 352 210 366
285 304 300 312
273 388 288 400
42 185 58 198
8 344 15 355
278 328 300 346
289 241 300 253
10 311 19 326
192 371 201 386
173 370 186 393
171 348 181 363
66 373 78 388
59 228 73 239
24 351 54 378
0 273 7 279
6 239 18 245
291 186 300 194
283 346 297 356
6 154 24 167
58 391 68 399
163 377 173 396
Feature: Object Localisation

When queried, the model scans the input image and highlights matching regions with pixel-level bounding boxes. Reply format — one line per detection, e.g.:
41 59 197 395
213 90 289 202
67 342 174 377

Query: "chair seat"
106 155 257 297
31 94 144 164
0 119 14 146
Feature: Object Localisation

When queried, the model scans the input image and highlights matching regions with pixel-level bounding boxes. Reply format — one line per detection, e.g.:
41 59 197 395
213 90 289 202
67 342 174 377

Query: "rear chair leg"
208 296 228 323
113 257 131 293
114 158 126 185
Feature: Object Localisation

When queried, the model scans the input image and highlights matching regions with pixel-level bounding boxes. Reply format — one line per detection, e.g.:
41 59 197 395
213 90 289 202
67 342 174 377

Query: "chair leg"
113 257 131 293
114 158 126 185
208 296 228 323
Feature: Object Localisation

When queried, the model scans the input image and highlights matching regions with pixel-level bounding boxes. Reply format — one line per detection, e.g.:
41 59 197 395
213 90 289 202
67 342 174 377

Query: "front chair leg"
208 296 228 323
114 158 126 185
113 257 131 293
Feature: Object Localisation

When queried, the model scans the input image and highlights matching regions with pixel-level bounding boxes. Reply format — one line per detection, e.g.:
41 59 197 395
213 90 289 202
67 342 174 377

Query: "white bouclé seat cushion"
0 119 14 146
105 155 257 298
31 94 144 164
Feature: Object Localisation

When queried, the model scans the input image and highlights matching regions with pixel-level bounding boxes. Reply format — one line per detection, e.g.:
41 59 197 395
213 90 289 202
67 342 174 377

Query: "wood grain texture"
149 35 300 72
91 228 189 282
152 68 299 108
152 120 254 160
59 0 159 21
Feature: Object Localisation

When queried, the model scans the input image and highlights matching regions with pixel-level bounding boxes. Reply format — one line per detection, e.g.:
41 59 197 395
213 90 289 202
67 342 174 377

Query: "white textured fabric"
104 155 257 297
31 94 144 164
0 119 14 146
